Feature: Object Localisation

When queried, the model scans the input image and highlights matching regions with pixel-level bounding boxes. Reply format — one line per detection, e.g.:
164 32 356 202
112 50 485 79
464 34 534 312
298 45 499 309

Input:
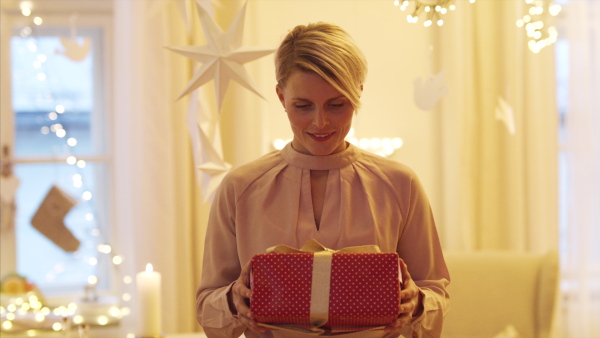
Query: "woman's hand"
384 259 424 334
227 260 269 334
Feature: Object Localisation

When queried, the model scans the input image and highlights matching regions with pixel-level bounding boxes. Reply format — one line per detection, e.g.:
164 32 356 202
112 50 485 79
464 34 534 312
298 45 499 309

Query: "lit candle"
136 263 162 337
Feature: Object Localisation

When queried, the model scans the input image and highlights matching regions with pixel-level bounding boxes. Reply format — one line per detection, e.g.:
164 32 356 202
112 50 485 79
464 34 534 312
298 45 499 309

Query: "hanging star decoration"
186 88 232 202
495 96 516 135
166 1 276 112
196 120 232 203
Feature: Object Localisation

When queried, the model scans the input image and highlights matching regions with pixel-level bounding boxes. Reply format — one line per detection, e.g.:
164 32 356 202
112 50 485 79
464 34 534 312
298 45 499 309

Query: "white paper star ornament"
197 123 232 202
166 1 275 112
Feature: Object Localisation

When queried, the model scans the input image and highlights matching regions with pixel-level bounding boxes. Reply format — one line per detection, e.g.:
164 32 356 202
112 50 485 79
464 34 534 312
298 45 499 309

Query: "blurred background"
0 0 597 336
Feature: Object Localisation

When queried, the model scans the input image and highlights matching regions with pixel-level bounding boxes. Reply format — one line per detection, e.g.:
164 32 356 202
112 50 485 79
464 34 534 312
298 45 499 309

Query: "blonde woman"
197 22 450 338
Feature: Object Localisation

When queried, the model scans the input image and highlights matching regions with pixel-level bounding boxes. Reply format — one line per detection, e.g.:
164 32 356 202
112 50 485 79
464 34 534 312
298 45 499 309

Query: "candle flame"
145 263 153 274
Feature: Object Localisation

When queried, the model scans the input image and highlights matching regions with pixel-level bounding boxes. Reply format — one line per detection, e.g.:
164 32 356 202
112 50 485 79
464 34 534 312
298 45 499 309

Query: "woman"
196 22 450 338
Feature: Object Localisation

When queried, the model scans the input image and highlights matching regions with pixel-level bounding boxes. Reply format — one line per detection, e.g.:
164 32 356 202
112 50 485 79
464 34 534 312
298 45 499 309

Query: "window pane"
15 162 109 294
10 28 111 295
11 35 94 156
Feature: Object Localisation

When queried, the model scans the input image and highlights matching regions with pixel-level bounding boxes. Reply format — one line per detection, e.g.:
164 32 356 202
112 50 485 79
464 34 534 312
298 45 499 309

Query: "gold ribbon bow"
260 240 382 334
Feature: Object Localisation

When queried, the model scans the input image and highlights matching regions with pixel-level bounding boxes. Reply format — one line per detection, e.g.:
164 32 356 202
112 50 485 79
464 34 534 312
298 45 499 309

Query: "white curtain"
558 0 600 336
112 0 207 333
436 0 559 253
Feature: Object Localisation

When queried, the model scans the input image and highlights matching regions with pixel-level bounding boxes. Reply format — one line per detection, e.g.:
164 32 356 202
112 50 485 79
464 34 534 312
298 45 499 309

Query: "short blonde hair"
275 22 368 112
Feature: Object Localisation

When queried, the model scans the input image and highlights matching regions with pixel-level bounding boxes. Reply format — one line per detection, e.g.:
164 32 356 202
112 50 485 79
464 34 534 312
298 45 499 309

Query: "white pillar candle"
136 263 162 337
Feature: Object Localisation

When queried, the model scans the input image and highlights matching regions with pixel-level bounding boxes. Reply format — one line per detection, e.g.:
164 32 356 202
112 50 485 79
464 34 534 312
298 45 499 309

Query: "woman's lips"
308 132 334 142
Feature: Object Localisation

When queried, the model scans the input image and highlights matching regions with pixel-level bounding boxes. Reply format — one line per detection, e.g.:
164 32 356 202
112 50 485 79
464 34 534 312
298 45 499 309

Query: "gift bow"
266 239 382 255
264 239 383 331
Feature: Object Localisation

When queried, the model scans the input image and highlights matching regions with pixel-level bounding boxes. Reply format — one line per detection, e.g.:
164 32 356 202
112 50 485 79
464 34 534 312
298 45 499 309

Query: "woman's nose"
312 109 329 129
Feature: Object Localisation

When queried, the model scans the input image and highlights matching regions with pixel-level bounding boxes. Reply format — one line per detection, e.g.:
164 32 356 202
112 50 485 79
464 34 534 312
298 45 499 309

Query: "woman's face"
276 71 355 156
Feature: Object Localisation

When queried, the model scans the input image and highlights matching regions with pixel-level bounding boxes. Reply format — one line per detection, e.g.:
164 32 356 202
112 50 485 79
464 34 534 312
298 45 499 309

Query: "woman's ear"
276 85 286 108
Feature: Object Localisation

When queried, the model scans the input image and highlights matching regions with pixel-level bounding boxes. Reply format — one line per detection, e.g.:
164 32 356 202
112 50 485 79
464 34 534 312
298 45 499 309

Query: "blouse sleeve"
196 176 247 337
397 173 450 338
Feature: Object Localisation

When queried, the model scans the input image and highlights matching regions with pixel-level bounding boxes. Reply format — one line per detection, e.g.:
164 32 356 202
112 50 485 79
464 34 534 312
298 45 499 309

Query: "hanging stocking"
30 185 80 252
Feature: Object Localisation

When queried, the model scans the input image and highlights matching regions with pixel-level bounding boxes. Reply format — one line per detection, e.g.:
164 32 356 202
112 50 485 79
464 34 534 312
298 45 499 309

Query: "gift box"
250 240 401 333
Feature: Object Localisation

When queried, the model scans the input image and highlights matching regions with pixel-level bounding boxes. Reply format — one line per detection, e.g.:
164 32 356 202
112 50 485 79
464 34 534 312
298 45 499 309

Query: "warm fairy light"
123 276 132 284
33 16 43 25
51 123 62 132
55 104 65 113
112 255 123 265
122 293 131 301
97 315 109 325
73 315 84 325
88 257 98 265
56 129 66 138
76 159 86 168
41 126 49 134
98 244 112 254
2 321 12 330
109 306 121 317
87 275 98 285
82 191 92 200
48 112 57 120
67 137 77 146
394 0 473 26
6 312 16 320
35 312 45 322
52 322 62 331
66 156 77 165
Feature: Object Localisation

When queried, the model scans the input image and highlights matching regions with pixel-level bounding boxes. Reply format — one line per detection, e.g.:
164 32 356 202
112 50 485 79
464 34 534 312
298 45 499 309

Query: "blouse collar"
280 142 361 170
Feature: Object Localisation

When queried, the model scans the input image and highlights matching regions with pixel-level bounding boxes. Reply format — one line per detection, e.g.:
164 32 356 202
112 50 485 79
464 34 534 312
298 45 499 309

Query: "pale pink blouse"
196 143 450 338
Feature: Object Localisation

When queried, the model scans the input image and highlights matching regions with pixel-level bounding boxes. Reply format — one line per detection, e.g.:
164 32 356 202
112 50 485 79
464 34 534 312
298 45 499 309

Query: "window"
2 10 113 297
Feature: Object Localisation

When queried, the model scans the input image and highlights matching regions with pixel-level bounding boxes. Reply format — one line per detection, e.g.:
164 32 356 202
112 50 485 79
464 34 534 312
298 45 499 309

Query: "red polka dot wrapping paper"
250 252 401 332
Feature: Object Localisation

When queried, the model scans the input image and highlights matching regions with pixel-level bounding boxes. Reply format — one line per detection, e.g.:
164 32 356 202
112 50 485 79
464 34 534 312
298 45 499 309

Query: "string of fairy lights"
1 1 132 335
393 0 477 27
516 0 562 53
394 0 562 53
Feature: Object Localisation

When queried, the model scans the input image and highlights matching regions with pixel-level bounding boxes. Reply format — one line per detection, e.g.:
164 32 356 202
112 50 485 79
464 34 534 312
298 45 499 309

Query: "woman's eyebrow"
292 95 346 101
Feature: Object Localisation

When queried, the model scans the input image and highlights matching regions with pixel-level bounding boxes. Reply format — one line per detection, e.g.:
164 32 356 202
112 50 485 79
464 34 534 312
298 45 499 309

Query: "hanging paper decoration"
30 185 80 252
413 70 448 110
393 0 476 27
55 36 91 62
495 96 516 135
186 87 231 198
515 0 562 53
55 14 91 62
196 122 232 203
166 1 276 112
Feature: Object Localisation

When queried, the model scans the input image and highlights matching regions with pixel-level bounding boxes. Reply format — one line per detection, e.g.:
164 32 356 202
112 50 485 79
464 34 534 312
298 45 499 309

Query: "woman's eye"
294 104 311 109
330 103 344 108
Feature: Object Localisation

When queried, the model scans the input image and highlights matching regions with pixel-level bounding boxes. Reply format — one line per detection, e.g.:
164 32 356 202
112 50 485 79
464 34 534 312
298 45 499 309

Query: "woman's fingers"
385 259 422 333
233 260 269 334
